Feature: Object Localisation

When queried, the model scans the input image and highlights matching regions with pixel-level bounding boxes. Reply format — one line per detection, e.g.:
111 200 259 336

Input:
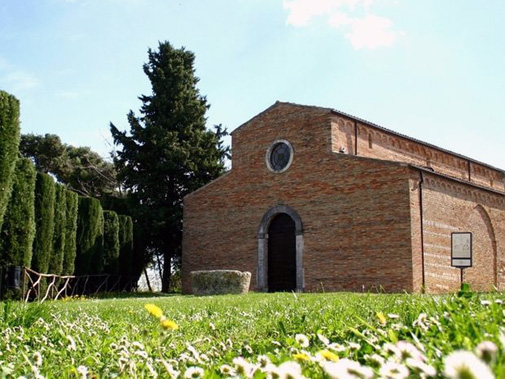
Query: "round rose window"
266 140 293 173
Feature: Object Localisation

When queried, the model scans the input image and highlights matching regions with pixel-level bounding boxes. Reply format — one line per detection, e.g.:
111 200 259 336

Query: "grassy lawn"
0 290 504 378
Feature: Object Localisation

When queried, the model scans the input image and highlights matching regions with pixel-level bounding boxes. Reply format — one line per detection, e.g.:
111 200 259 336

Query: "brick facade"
182 102 505 293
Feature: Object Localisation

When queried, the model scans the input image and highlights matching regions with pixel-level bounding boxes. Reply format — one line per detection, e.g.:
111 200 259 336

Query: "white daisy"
184 366 205 378
379 361 409 379
443 350 494 379
295 334 310 348
322 358 374 379
475 341 498 364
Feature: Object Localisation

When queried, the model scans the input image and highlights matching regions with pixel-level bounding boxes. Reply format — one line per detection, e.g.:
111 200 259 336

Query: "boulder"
191 270 251 295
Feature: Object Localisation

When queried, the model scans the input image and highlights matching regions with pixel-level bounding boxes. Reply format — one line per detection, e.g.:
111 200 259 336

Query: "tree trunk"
161 252 171 293
144 268 153 292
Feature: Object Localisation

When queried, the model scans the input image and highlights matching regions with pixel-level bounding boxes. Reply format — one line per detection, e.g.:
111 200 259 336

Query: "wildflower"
365 353 385 367
317 333 330 346
77 365 88 378
396 341 424 362
161 319 179 330
131 341 145 350
220 364 236 376
272 361 304 379
144 304 163 319
244 344 253 355
233 356 256 377
293 352 311 362
383 343 401 359
406 358 436 377
257 355 271 367
377 312 387 325
295 333 310 348
66 335 77 351
184 366 205 378
443 350 494 379
328 342 346 353
318 350 339 362
388 313 400 319
494 299 503 305
480 300 491 307
348 342 361 351
413 313 429 332
475 341 498 364
158 359 180 378
379 361 409 378
33 352 43 366
322 359 374 379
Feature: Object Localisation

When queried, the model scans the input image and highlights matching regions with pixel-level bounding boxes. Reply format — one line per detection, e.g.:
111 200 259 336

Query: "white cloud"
283 0 403 50
0 58 39 92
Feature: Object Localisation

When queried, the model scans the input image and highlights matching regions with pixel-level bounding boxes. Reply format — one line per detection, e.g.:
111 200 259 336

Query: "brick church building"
182 102 505 293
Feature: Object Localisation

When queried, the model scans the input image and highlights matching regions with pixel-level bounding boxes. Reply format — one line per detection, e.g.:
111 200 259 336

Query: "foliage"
48 184 67 275
62 190 79 275
20 133 117 198
75 197 103 275
0 292 504 377
118 215 133 277
103 210 120 275
32 173 56 274
0 91 21 231
110 41 229 292
0 158 36 267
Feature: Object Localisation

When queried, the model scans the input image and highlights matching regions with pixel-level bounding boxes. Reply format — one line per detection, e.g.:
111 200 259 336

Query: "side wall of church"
331 115 505 193
182 104 415 294
408 170 505 293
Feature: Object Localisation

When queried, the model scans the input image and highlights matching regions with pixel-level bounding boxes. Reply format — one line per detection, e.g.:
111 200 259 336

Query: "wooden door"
268 213 296 292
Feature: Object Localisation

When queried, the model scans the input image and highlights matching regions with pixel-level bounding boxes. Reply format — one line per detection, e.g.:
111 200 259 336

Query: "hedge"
31 172 56 274
48 184 66 275
103 210 120 275
118 215 133 277
90 209 105 274
0 91 21 230
0 157 36 267
75 197 103 275
62 190 78 275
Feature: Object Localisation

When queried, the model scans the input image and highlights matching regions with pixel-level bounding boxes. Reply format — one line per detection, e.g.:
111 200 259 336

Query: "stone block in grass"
191 270 251 295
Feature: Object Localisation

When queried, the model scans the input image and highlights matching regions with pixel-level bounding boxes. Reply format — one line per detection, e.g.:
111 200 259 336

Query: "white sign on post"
451 232 472 268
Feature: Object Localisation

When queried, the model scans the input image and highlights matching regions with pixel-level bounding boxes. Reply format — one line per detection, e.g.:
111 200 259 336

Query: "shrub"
31 173 56 274
0 91 21 230
75 197 103 275
103 211 120 275
0 157 36 267
62 190 78 275
118 215 133 277
48 184 66 275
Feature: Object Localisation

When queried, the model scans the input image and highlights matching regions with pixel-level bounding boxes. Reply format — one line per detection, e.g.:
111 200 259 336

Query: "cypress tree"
90 208 104 274
118 215 133 277
0 91 21 230
103 210 120 275
32 172 56 274
75 197 103 275
48 184 66 275
62 190 78 275
0 157 36 267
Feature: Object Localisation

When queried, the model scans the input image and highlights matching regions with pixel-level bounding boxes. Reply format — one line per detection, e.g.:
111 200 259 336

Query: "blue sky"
1 0 504 169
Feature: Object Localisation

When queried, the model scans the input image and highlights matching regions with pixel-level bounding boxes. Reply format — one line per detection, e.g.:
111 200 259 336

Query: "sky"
1 0 504 170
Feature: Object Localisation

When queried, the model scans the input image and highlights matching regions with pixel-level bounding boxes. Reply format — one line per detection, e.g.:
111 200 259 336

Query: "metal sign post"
451 232 472 289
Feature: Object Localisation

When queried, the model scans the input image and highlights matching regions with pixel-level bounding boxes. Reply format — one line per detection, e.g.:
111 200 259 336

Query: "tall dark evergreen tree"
110 41 228 292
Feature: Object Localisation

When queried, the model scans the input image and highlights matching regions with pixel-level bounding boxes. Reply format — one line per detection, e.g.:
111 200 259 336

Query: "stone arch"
464 205 498 290
257 205 304 292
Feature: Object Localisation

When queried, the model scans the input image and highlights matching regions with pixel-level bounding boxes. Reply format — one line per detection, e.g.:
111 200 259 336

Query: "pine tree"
110 41 228 292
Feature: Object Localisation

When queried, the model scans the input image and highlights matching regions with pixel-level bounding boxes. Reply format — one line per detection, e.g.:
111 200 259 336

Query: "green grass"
1 290 504 377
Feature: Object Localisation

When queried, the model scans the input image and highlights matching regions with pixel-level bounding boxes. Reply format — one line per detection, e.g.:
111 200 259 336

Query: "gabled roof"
233 101 504 174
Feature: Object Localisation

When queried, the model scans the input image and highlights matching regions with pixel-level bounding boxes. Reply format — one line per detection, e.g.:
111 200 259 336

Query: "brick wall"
330 115 505 192
183 103 415 293
409 170 505 293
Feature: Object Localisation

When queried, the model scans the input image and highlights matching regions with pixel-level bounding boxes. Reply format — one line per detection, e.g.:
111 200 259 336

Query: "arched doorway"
268 213 296 292
257 205 304 292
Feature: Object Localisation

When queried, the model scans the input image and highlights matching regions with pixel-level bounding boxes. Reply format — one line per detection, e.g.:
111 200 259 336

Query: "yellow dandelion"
319 350 339 362
144 303 163 319
160 319 179 330
293 352 310 362
377 311 387 325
